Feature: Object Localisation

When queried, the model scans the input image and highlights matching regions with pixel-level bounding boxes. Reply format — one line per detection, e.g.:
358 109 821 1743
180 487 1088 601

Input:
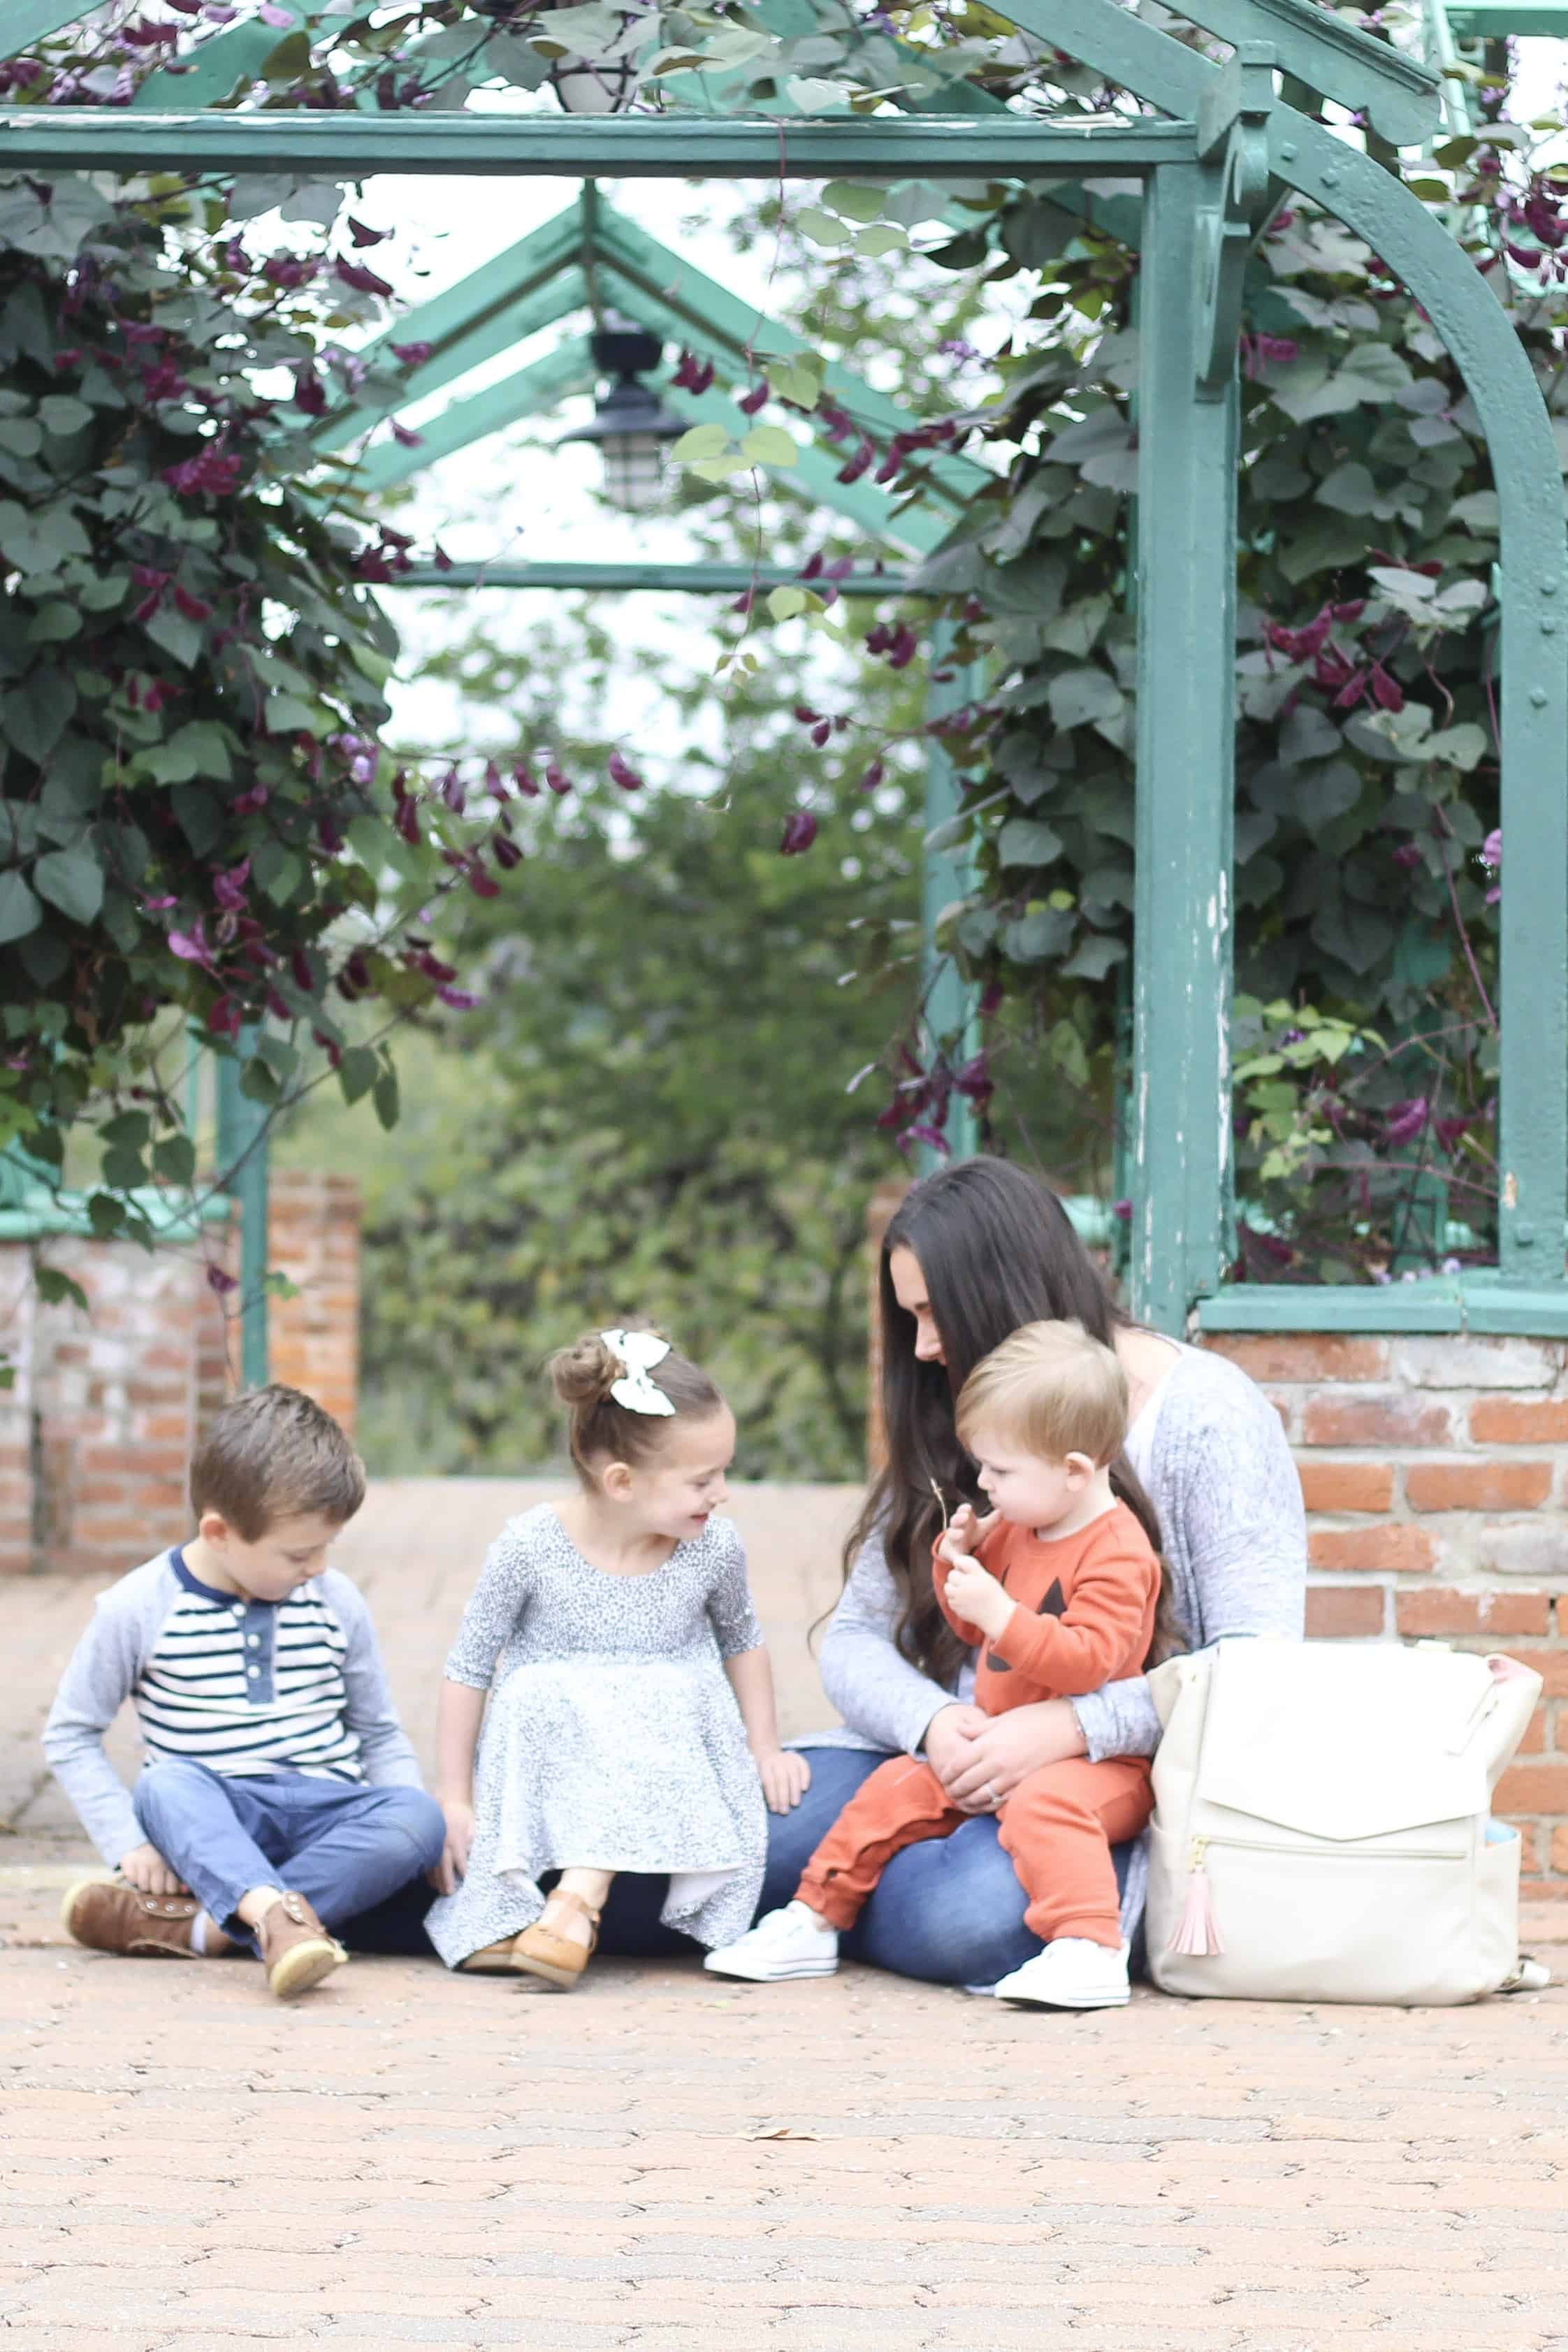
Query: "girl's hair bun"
549 1332 623 1409
548 1326 724 1481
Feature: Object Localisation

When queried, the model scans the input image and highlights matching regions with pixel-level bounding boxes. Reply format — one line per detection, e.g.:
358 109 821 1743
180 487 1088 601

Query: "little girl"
425 1327 808 1988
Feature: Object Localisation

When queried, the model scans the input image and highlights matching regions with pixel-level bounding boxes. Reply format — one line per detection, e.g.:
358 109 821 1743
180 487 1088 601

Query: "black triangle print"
1037 1578 1067 1618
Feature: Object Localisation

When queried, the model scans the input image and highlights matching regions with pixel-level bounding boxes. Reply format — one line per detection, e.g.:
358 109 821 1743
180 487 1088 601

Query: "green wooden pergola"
6 0 1567 1368
314 180 996 1204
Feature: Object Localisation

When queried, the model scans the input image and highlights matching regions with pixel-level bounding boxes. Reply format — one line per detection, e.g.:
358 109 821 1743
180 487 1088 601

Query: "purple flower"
169 924 218 972
437 986 479 1010
212 859 250 912
163 445 244 498
1383 1096 1430 1147
608 752 643 792
207 1263 239 1295
391 341 433 366
900 1122 950 1159
263 254 318 289
780 810 818 856
335 257 395 299
673 350 716 394
737 382 768 416
1482 827 1502 865
348 217 391 247
940 337 980 363
1112 1198 1133 1222
1392 841 1421 869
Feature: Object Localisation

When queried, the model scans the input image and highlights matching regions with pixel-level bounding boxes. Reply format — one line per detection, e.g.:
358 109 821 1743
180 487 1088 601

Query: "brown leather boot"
254 1892 347 2000
61 1879 200 1959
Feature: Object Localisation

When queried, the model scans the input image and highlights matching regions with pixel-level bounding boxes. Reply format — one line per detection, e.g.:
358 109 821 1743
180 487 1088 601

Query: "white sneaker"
994 1938 1131 2010
1499 1953 1552 1993
704 1902 839 1982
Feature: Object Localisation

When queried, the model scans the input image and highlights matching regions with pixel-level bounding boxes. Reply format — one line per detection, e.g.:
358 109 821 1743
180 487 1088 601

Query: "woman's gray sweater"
814 1344 1307 1760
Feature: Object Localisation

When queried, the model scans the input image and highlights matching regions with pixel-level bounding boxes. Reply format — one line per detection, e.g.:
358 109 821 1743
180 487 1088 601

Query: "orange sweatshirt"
933 1502 1161 1715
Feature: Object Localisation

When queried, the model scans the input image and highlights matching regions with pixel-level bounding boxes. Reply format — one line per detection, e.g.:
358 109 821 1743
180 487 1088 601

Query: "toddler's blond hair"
955 1318 1128 1467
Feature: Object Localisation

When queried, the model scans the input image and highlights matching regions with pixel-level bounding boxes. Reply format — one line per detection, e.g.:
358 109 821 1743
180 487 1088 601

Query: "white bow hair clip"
600 1328 676 1416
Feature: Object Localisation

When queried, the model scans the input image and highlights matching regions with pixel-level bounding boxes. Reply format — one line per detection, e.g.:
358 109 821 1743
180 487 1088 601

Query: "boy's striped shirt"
134 1549 363 1780
42 1546 423 1866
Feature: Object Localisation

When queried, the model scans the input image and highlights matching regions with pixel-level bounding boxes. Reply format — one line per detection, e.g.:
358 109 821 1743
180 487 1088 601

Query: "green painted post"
922 620 982 1171
215 1044 270 1391
1131 163 1238 1333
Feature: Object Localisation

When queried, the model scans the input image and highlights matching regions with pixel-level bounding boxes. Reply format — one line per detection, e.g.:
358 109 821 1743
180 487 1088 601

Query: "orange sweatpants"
797 1752 1154 1951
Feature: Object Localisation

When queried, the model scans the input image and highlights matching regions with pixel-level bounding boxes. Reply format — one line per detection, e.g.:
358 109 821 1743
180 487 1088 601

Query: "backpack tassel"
1168 1838 1224 1958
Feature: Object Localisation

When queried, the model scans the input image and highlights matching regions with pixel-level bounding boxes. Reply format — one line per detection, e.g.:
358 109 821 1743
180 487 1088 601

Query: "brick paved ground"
3 1480 1567 2351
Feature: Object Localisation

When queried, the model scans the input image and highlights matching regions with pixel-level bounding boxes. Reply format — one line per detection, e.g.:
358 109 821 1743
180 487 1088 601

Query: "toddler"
426 1328 808 1987
707 1319 1173 2010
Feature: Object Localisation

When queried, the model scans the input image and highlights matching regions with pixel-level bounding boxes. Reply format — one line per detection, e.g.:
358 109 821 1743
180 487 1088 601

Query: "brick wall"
1204 1332 1568 1897
0 1174 361 1576
266 1171 361 1439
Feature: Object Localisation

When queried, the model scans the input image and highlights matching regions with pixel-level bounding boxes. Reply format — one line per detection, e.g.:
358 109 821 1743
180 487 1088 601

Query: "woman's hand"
942 1699 1089 1812
920 1701 988 1795
430 1797 475 1894
755 1749 812 1814
118 1841 189 1897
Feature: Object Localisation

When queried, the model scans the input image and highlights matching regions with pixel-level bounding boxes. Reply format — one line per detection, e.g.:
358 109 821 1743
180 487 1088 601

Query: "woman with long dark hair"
755 1156 1306 1987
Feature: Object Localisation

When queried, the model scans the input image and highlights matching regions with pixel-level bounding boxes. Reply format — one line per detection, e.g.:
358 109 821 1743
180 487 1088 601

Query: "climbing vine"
5 3 1563 1287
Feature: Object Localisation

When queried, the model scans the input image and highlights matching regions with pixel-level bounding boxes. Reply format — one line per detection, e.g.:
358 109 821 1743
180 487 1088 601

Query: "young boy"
706 1319 1168 2010
44 1384 445 2000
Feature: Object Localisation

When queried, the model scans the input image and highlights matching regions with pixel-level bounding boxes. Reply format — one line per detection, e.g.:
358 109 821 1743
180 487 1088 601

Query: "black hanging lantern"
558 316 687 514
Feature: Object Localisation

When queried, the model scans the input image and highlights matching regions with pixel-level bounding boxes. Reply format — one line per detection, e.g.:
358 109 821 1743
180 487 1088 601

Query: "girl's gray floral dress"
426 1504 769 1966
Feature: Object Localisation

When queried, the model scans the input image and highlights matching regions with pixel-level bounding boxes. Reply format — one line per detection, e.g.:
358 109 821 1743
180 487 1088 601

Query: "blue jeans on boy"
133 1760 446 1947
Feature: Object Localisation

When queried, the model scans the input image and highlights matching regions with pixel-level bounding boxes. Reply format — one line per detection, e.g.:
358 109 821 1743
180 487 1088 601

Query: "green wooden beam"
1177 0 1439 145
386 561 913 594
131 0 315 109
216 1045 270 1391
307 205 589 456
2 3 100 53
0 110 1199 178
1443 0 1568 27
593 206 991 515
1131 162 1238 1335
1196 1275 1568 1338
921 618 982 1171
344 336 595 498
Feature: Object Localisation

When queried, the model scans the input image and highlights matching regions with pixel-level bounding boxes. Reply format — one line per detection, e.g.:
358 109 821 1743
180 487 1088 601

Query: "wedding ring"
982 1783 998 1806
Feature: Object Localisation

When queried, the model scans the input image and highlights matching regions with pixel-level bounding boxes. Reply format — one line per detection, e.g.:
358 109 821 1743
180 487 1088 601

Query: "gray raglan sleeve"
41 1571 162 1867
443 1518 535 1692
1072 1369 1307 1764
326 1572 425 1788
818 1527 959 1757
706 1520 764 1658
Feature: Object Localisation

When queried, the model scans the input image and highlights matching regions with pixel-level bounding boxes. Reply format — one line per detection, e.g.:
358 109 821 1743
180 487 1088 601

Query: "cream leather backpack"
1145 1636 1540 2006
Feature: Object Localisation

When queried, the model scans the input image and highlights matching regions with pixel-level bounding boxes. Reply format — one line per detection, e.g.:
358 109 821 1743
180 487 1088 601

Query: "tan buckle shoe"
256 1892 347 2000
61 1878 199 1959
458 1937 523 1975
513 1889 600 1992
